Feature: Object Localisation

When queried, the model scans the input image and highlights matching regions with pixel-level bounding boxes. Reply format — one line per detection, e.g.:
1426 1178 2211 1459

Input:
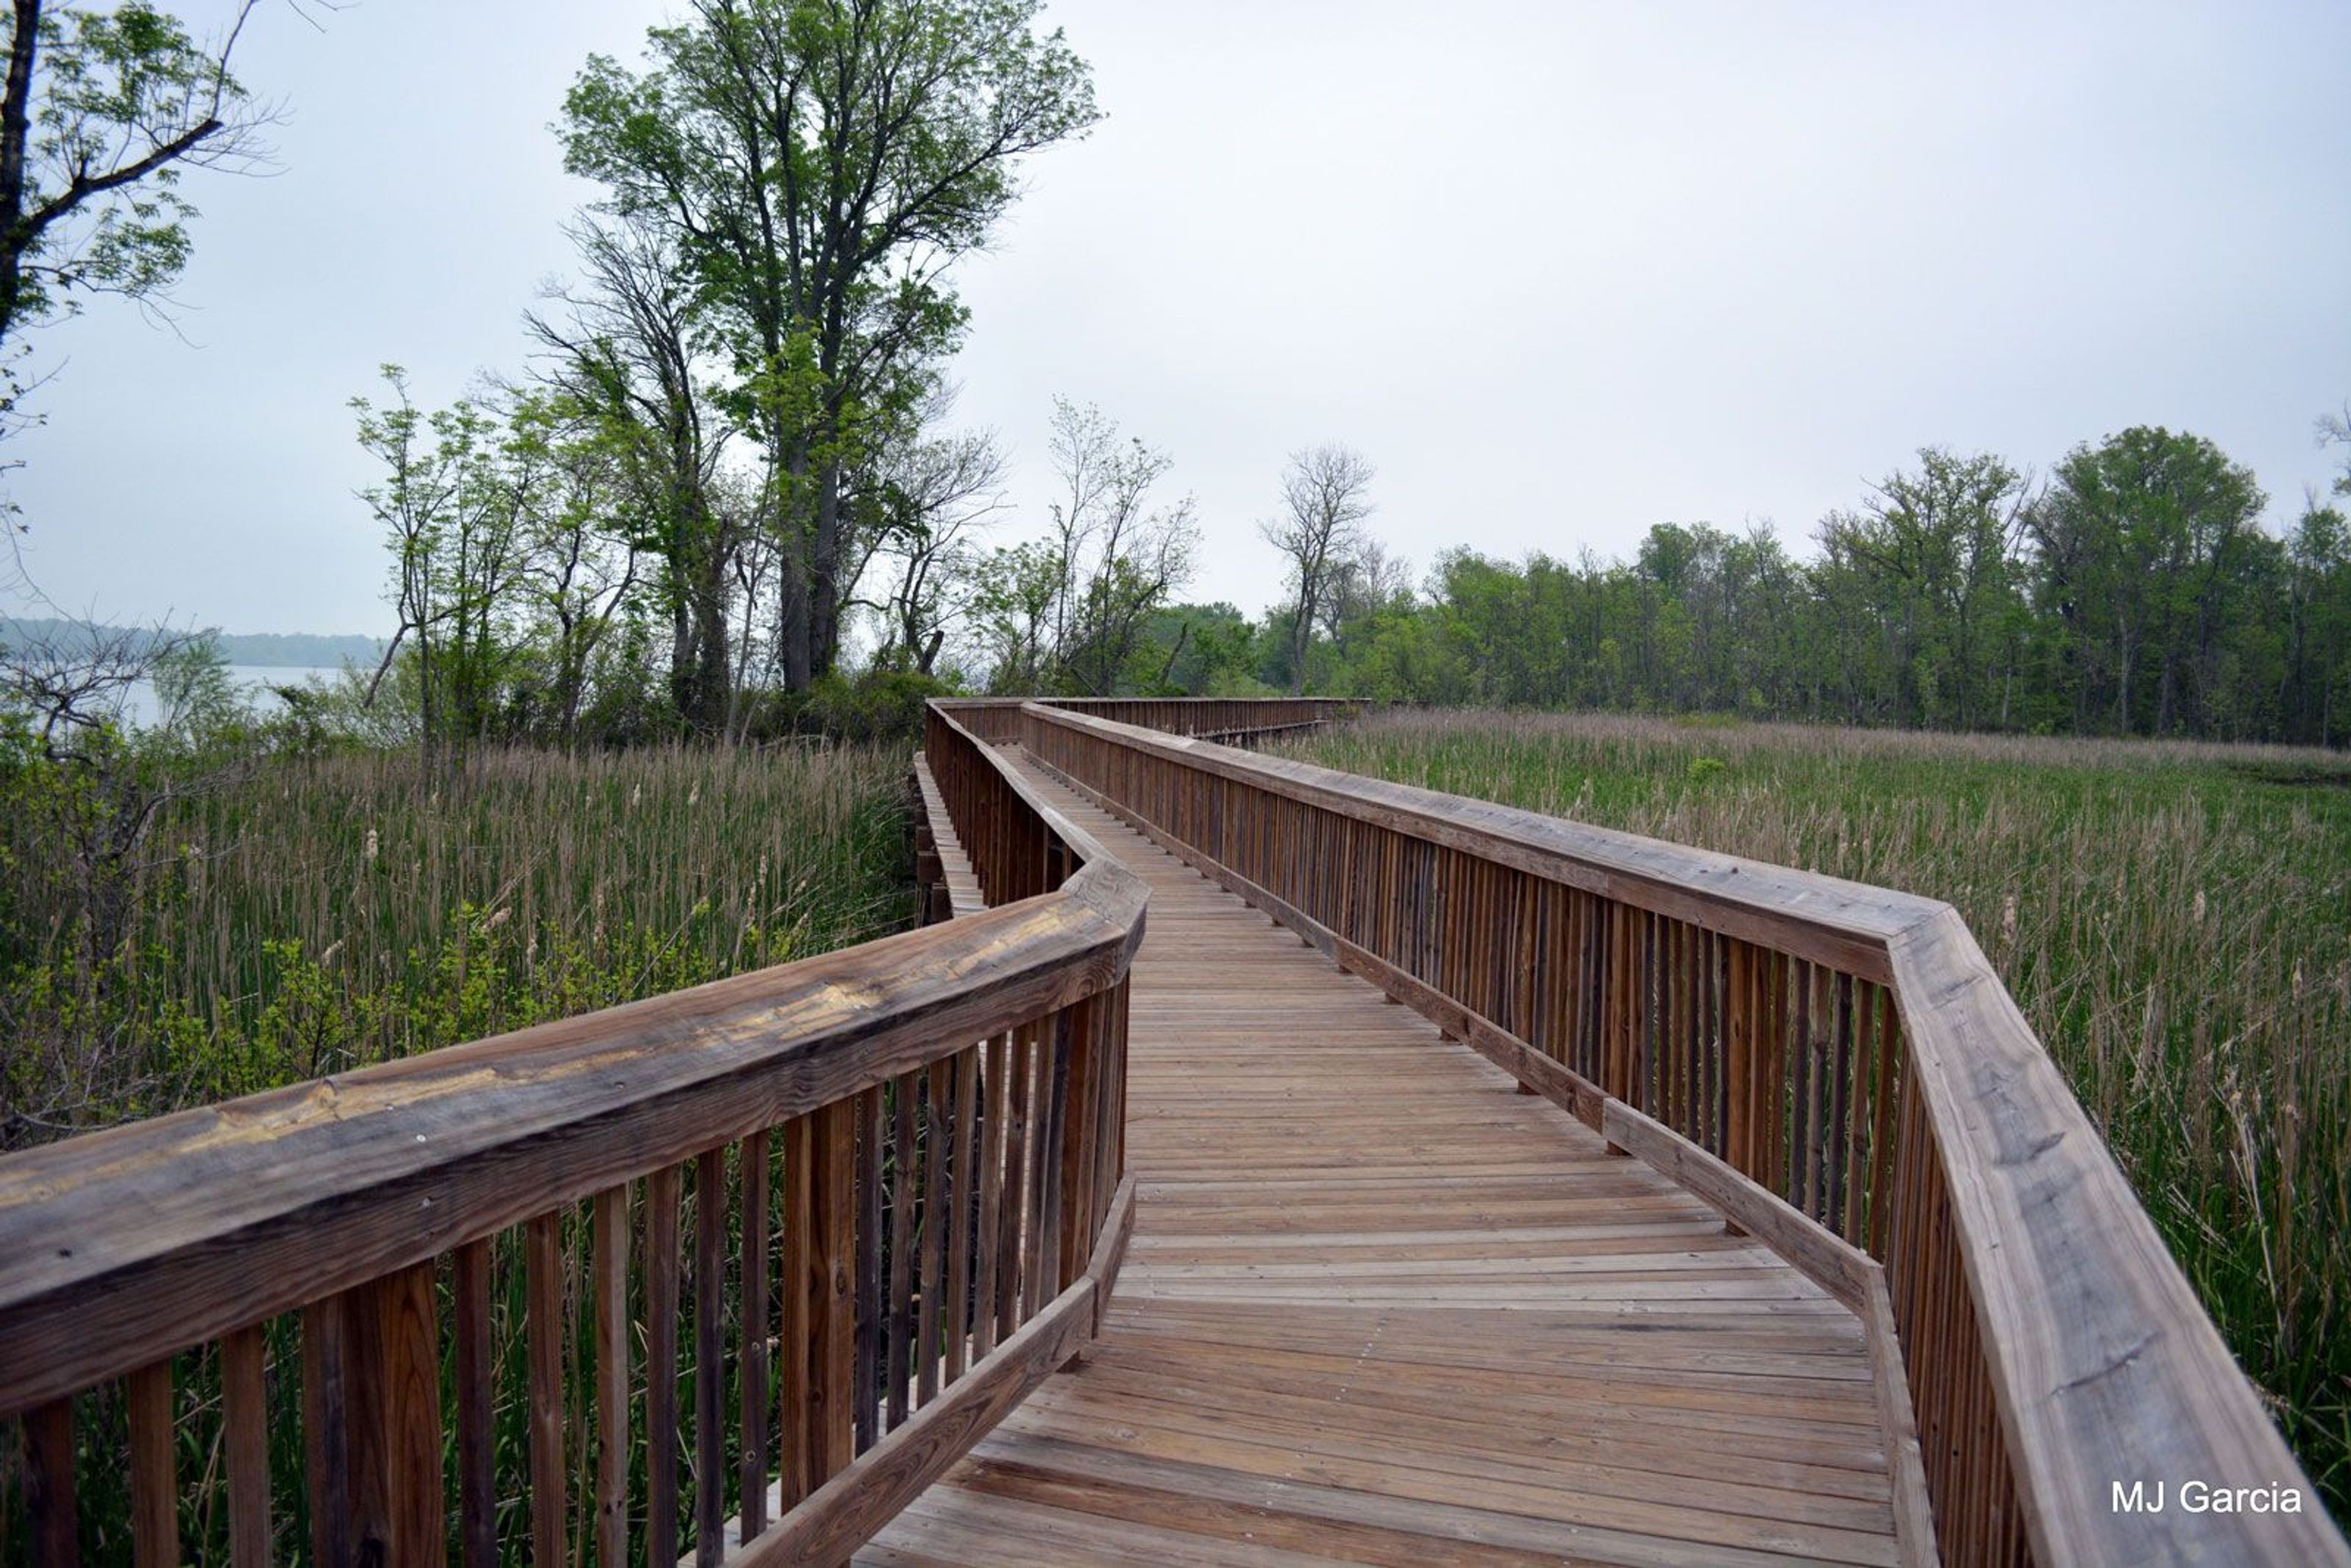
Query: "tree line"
323 2 2350 754
1139 424 2351 749
6 3 2340 754
344 0 1119 756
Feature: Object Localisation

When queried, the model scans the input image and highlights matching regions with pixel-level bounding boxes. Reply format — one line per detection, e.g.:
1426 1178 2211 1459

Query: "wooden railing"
934 695 1363 746
1011 702 2347 1567
0 710 1139 1566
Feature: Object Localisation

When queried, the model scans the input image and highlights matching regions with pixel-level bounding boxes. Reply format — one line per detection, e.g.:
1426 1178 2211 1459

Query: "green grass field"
1 741 915 1145
1287 710 2351 1515
1 740 918 1559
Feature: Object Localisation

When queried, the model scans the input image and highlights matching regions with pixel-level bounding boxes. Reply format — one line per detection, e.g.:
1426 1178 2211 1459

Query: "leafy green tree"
2279 499 2350 745
1140 602 1260 695
558 0 1098 691
966 535 1060 692
0 1 283 445
2028 428 2266 735
351 368 542 761
526 216 732 732
1817 449 2031 728
850 417 1005 676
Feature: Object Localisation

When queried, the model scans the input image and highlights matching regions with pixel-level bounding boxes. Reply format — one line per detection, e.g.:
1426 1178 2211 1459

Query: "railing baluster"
1027 1014 1069 1319
946 1044 979 1387
779 1114 816 1507
811 1099 857 1488
221 1327 272 1568
646 1163 683 1560
916 1060 948 1407
1826 972 1856 1232
885 1074 916 1431
128 1359 176 1568
998 1024 1035 1343
300 1295 351 1568
1866 996 1903 1258
593 1185 631 1566
24 1399 77 1568
350 1261 443 1567
453 1239 496 1568
973 1032 1010 1360
853 1087 883 1459
694 1146 727 1564
525 1212 567 1564
740 1127 773 1537
1057 994 1102 1297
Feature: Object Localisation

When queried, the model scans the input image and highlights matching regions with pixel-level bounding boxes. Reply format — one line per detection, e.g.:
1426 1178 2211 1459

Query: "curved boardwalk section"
863 752 1903 1566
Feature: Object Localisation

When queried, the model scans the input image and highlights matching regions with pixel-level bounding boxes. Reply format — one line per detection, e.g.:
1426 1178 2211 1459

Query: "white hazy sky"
8 0 2350 637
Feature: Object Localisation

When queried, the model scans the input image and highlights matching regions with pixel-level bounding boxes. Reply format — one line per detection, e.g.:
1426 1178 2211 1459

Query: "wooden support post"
128 1358 178 1568
24 1399 77 1568
222 1327 274 1568
524 1214 567 1566
346 1262 446 1568
740 1130 774 1537
302 1296 353 1568
1057 995 1102 1299
453 1240 497 1568
783 1099 859 1506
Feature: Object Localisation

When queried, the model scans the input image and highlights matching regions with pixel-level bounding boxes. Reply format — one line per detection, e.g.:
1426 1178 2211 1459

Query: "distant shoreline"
2 617 388 670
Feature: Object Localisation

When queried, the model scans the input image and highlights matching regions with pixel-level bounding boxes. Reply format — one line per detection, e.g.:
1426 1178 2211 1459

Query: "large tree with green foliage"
558 0 1098 705
0 0 285 446
2028 427 2266 735
1817 448 2031 729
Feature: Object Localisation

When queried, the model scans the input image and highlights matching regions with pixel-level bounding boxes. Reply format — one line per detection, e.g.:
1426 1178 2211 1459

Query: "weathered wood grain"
1020 703 1924 978
1889 909 2347 1564
454 1237 496 1568
524 1212 566 1566
864 758 1909 1567
0 874 1141 1417
1000 703 2347 1567
221 1326 272 1568
127 1359 176 1567
738 1129 773 1542
747 1279 1097 1567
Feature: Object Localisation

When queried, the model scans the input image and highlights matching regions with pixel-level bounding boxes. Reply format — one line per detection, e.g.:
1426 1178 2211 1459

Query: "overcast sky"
7 0 2349 638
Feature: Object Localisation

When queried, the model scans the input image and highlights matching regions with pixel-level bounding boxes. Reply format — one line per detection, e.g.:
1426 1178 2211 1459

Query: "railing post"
782 1100 858 1507
344 1261 446 1567
1601 905 1636 1153
24 1399 77 1567
1056 991 1103 1299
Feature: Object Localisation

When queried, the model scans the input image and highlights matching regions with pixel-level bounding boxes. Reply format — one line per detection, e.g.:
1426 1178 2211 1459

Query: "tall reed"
1290 709 2351 1514
1 741 914 1141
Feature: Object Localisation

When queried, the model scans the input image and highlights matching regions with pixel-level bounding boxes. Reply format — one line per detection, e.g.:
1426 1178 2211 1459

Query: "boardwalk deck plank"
860 752 1900 1566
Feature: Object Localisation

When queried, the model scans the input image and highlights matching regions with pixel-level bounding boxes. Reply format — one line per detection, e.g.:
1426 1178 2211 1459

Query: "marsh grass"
0 740 916 1559
2 741 914 1141
1289 710 2351 1514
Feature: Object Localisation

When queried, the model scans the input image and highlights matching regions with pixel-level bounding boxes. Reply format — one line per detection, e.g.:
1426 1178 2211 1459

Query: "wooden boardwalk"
863 752 1903 1567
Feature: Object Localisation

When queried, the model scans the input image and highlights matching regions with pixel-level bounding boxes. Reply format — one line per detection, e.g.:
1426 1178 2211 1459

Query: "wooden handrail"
0 707 1146 1566
933 694 1366 745
1013 702 2347 1567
